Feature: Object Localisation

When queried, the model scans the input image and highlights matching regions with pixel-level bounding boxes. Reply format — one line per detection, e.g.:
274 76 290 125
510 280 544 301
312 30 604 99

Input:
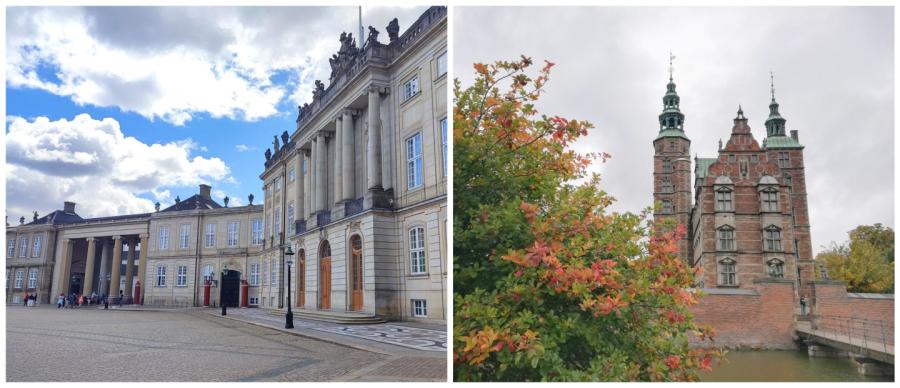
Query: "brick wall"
689 279 796 349
809 281 894 345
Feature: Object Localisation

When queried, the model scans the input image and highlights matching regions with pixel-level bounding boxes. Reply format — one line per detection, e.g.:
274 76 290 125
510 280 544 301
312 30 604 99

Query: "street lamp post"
285 246 295 329
221 265 228 316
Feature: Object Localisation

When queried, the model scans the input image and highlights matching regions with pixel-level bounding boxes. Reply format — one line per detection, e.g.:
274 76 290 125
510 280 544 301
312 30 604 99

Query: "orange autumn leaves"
453 56 720 381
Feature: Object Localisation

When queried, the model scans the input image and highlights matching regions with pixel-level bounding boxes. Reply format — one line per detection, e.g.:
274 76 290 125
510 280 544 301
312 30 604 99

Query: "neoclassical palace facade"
652 69 814 297
5 6 447 323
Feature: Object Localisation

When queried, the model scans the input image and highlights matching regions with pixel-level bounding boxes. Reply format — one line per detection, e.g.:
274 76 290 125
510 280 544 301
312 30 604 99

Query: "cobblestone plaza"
6 305 446 382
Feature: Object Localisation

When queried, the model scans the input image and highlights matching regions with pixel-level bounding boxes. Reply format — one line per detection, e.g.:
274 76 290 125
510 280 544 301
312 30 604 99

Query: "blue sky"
6 6 427 220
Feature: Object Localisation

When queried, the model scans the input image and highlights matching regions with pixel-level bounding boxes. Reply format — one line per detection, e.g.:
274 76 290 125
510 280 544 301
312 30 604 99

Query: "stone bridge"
795 316 893 365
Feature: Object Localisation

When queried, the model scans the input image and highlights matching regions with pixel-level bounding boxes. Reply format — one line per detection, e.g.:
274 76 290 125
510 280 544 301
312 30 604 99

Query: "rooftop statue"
386 18 399 42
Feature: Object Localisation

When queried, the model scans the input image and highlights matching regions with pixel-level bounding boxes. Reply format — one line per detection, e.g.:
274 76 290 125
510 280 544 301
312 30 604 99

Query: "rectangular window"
751 154 759 163
31 235 43 258
412 299 427 317
15 270 24 289
441 118 448 176
765 229 782 251
718 229 735 251
288 169 295 182
250 263 260 286
7 239 14 258
762 191 779 212
251 219 263 245
661 200 674 214
228 221 239 247
27 268 37 289
159 226 169 250
271 259 277 285
719 261 736 286
205 223 216 248
778 152 790 168
274 209 281 237
179 224 190 249
156 266 166 287
176 265 187 286
662 158 673 173
403 75 419 101
436 51 447 77
715 190 733 211
287 203 295 235
728 154 736 162
410 227 426 274
18 237 28 258
406 133 423 189
203 264 214 283
249 297 259 306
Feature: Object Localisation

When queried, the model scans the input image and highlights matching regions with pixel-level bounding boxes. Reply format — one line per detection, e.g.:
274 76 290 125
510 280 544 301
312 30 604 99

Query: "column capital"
342 108 358 117
367 84 389 95
139 233 149 240
86 237 97 242
112 235 122 241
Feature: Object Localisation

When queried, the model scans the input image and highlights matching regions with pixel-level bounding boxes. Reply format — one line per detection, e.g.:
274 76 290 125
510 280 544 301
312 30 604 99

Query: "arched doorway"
319 241 331 310
350 235 363 311
221 269 241 308
297 249 306 308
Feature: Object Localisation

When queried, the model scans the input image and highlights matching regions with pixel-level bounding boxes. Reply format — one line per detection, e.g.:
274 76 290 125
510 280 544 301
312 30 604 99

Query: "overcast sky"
5 6 427 221
455 7 894 255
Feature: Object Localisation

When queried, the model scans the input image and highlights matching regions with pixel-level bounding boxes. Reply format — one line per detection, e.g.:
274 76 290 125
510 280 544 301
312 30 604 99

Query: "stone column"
303 150 311 218
367 86 383 190
124 238 136 301
334 115 343 205
109 236 123 299
381 89 393 191
82 237 98 296
342 108 355 201
309 142 317 216
56 239 74 295
315 131 327 212
138 234 149 304
98 240 110 296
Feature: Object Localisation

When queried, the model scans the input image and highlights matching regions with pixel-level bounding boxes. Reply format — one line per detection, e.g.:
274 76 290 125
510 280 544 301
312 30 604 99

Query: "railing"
811 315 894 352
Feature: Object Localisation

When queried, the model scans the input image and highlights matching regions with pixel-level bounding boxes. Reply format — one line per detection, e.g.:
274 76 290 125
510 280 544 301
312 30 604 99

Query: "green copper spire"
765 70 786 137
658 52 685 136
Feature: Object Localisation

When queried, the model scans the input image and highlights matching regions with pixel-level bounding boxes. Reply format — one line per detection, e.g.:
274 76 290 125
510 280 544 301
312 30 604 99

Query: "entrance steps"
270 308 385 325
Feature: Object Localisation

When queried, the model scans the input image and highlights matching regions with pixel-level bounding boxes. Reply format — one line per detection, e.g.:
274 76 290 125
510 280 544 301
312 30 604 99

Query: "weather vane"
668 51 676 81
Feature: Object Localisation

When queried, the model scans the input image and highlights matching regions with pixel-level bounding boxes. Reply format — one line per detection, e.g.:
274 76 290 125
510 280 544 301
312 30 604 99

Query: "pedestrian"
118 290 124 307
57 293 64 308
78 294 84 307
22 292 28 307
27 294 34 307
91 291 97 305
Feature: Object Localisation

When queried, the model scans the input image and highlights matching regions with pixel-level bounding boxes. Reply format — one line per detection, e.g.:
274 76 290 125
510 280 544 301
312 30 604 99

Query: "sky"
5 5 428 221
455 6 894 255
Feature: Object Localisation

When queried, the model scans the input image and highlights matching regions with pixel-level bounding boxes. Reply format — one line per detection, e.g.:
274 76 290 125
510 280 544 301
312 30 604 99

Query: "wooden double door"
350 236 363 311
319 257 331 310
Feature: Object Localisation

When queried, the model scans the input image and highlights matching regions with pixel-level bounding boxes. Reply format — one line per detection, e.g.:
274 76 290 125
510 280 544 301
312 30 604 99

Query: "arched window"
717 226 735 251
764 226 782 251
409 227 426 275
718 258 736 286
767 258 784 278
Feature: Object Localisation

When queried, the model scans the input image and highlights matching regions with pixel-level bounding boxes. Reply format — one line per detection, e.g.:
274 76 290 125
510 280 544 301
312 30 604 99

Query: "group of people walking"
54 290 127 309
20 293 38 307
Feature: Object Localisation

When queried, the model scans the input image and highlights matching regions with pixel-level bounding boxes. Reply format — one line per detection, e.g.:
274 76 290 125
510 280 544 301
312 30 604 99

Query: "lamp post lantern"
221 265 228 316
285 246 295 329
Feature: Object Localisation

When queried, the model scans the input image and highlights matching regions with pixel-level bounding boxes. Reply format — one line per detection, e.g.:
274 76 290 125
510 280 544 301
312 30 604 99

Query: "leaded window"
764 226 782 251
662 157 673 173
761 188 779 212
778 152 790 168
715 188 734 212
719 258 736 286
718 226 735 251
661 200 674 214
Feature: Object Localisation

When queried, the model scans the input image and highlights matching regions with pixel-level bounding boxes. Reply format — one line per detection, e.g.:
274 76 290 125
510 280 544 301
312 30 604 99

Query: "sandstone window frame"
662 157 673 173
409 226 427 275
158 226 169 250
661 178 674 194
18 237 28 258
250 263 260 286
176 265 188 287
27 268 37 289
202 264 214 283
764 225 783 252
7 239 14 258
31 234 43 258
412 299 427 317
179 224 190 249
777 151 790 168
718 258 736 286
436 51 447 78
14 270 24 289
205 223 216 248
767 258 785 278
717 225 736 251
228 221 240 247
660 199 674 214
406 132 424 190
440 117 448 177
715 187 733 212
288 169 295 182
251 219 263 246
287 202 295 235
402 74 420 102
760 187 779 213
156 265 167 287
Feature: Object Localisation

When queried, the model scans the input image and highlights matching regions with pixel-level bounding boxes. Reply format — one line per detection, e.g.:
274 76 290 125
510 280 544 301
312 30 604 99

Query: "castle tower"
762 73 814 296
652 54 692 262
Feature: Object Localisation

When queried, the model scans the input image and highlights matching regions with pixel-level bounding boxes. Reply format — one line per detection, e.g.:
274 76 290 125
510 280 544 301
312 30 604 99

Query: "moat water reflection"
699 349 893 382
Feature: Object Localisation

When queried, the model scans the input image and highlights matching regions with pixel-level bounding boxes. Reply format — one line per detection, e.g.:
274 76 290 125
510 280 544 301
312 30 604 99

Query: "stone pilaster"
82 237 97 296
315 131 327 212
334 114 343 205
138 234 148 304
367 85 383 190
109 236 123 299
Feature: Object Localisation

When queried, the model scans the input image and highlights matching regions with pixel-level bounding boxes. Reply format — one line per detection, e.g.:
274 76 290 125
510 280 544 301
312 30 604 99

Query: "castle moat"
699 349 893 382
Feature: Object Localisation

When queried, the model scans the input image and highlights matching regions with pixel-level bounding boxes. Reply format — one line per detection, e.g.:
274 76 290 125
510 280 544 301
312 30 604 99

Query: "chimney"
790 130 799 142
199 184 212 199
64 201 76 213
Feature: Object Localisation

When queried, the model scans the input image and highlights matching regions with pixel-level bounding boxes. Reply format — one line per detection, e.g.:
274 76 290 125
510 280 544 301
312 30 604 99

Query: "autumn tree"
816 223 894 293
453 56 719 382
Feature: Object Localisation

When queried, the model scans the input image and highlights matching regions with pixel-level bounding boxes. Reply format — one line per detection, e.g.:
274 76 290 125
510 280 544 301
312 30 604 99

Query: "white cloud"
6 114 232 218
235 144 256 152
6 6 430 126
